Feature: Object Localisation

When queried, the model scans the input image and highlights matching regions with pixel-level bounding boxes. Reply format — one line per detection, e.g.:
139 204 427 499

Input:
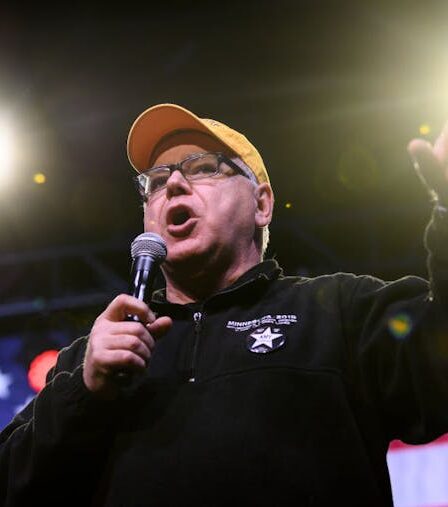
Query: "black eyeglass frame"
134 152 253 201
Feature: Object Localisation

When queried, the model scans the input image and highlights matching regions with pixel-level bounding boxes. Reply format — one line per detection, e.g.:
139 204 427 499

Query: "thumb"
146 316 173 339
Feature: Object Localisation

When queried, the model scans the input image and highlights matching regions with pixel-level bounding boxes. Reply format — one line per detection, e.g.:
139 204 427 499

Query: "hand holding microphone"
82 233 172 398
408 121 448 207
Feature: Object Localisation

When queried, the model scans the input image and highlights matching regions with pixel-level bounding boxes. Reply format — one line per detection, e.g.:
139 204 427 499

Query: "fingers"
83 295 171 397
85 326 153 376
408 133 448 205
105 334 153 362
102 321 155 346
433 121 448 166
89 345 148 374
100 294 156 324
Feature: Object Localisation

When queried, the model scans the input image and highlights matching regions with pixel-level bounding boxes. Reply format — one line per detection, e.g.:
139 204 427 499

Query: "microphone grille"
131 232 167 261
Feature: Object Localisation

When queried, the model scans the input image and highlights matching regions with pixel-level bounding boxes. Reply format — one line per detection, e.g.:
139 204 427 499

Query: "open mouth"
171 209 191 226
166 205 197 237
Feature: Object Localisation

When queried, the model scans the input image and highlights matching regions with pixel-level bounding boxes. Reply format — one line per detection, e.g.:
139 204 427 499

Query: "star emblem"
247 327 285 354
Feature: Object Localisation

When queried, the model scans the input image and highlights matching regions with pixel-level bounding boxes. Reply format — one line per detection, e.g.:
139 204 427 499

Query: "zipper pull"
189 311 203 383
193 311 202 330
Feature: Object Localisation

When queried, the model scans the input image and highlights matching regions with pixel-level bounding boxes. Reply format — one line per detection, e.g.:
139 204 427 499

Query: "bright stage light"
33 172 46 184
0 118 15 189
419 124 431 136
28 350 59 392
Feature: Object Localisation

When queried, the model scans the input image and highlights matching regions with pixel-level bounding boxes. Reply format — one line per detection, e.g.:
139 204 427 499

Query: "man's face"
143 132 262 270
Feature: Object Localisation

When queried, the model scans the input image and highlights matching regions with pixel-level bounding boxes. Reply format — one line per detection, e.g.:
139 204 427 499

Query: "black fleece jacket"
2 209 448 507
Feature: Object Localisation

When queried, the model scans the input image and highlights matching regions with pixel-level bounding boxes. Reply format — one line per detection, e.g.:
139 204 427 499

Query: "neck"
163 250 261 304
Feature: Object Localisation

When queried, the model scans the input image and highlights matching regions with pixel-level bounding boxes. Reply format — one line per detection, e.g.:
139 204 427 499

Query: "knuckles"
114 293 131 306
119 350 145 368
127 335 143 352
115 294 150 318
126 322 148 338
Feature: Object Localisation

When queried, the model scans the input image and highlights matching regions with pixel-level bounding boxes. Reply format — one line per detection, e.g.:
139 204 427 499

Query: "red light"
28 350 59 392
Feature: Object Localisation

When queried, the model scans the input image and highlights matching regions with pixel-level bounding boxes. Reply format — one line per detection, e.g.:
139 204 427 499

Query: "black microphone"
115 232 167 385
127 232 167 314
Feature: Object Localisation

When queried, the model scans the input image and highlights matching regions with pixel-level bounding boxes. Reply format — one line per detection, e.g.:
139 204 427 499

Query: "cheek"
207 187 255 230
143 203 163 233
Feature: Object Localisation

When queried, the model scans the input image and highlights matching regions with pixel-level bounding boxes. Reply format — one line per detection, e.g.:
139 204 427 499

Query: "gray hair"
231 156 270 259
260 226 270 259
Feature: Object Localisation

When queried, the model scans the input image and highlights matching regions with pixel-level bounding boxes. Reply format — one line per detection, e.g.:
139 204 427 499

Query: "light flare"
388 313 413 339
0 119 15 188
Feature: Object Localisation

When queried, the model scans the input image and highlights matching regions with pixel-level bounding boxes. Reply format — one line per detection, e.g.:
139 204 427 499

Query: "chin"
165 238 207 266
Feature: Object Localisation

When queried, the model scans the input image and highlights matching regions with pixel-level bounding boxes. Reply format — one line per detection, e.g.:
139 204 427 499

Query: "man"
1 103 448 506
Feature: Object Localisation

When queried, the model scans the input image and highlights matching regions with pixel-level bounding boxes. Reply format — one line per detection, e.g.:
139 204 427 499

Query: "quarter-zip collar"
151 259 283 307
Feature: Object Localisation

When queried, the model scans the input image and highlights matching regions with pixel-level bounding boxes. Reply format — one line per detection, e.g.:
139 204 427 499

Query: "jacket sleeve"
0 336 120 506
342 205 448 445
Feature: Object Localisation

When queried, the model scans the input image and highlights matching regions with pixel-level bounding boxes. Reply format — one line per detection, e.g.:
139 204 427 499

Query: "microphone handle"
114 255 158 385
129 255 157 299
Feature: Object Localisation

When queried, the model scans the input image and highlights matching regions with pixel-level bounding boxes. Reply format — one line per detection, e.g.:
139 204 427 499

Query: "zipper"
186 274 267 383
188 311 203 383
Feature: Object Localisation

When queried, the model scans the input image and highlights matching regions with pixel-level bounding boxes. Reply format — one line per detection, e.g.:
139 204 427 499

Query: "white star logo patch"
247 327 285 354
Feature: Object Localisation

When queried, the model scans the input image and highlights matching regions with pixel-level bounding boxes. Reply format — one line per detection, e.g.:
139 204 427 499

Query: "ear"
254 183 274 228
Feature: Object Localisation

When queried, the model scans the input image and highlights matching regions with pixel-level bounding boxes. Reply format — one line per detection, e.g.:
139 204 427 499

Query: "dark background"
1 0 447 340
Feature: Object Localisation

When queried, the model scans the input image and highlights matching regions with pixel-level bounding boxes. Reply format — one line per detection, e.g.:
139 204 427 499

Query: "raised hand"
408 122 448 206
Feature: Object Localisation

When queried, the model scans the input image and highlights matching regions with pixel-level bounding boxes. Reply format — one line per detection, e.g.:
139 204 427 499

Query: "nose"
165 169 192 198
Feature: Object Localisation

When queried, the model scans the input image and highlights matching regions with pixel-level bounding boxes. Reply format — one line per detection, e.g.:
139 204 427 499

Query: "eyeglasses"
134 152 254 200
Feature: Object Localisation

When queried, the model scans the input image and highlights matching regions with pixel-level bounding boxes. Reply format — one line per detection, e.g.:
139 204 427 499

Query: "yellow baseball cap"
127 103 270 185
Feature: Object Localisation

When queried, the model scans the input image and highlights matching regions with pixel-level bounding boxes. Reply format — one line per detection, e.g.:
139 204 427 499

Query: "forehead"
150 131 236 167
